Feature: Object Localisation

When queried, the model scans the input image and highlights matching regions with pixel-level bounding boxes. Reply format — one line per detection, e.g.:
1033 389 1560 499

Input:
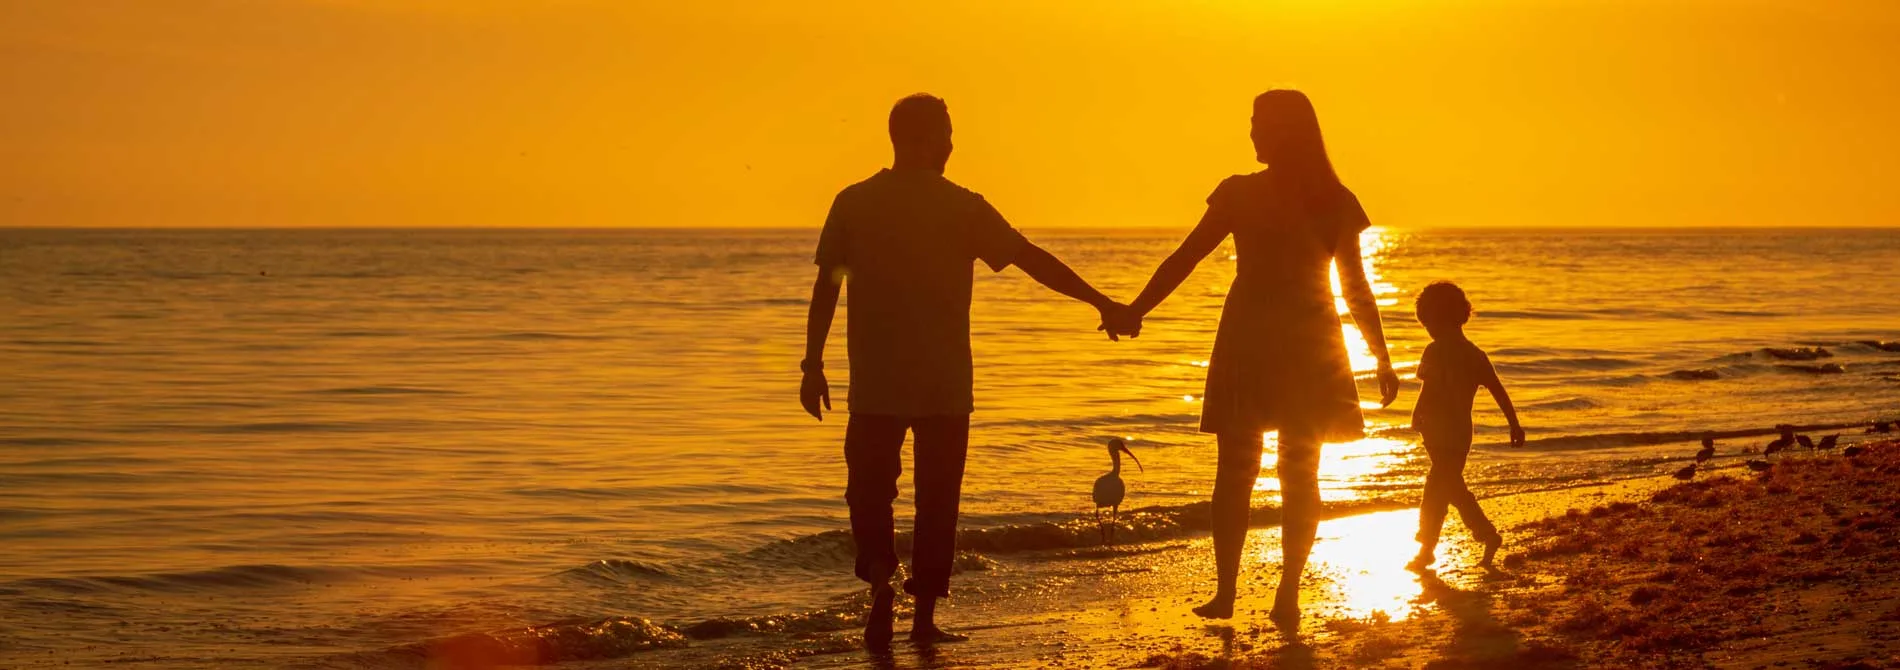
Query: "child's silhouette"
1407 281 1524 572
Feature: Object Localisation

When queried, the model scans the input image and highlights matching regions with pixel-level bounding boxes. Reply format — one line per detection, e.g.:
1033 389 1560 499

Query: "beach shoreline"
512 432 1896 670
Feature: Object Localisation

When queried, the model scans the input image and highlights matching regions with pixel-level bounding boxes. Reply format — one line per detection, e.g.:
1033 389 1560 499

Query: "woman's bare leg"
1272 425 1322 630
1194 432 1264 619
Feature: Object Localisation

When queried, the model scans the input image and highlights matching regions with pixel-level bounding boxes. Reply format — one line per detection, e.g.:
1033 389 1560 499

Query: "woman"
1113 90 1398 630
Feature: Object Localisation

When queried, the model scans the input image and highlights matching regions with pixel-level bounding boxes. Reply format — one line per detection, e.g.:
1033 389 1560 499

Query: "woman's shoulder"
1207 170 1271 206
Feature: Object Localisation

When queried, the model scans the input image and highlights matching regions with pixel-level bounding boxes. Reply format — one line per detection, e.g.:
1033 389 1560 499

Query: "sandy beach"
508 435 1898 670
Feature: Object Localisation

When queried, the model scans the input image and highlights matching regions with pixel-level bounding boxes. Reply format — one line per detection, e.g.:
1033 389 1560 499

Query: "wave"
1492 356 1646 375
1777 363 1846 375
1763 346 1832 361
1663 368 1721 381
6 563 428 595
308 385 460 395
1515 419 1881 451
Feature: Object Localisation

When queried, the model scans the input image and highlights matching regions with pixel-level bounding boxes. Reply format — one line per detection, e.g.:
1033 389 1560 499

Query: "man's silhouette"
801 94 1121 649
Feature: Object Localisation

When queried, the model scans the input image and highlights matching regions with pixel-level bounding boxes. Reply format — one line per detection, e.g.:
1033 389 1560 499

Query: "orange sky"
3 1 1897 228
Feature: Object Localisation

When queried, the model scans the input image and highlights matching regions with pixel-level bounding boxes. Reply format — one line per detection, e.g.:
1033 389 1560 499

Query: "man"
801 93 1123 648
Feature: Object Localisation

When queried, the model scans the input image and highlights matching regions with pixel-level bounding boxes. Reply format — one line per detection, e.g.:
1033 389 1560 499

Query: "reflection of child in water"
1408 281 1525 572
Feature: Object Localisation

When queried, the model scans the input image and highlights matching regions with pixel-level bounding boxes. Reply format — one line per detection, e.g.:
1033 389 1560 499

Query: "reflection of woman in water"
1115 90 1399 630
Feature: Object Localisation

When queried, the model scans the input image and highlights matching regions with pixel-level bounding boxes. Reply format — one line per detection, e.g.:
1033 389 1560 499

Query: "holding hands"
1096 302 1143 341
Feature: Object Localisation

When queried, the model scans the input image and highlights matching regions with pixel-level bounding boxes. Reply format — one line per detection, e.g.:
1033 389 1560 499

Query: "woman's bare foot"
1404 551 1434 573
908 624 969 645
864 585 895 650
1191 594 1235 620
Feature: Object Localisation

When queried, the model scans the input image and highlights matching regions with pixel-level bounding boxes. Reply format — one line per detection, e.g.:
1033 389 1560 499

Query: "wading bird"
1672 463 1696 480
1765 435 1793 456
1843 445 1865 458
1818 434 1839 450
1694 441 1715 463
1093 438 1143 544
1797 434 1815 449
1745 460 1772 472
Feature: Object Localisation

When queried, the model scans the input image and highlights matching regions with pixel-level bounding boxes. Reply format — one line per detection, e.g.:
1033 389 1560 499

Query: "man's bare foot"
865 585 895 650
908 624 968 645
1191 594 1234 620
1268 604 1300 633
1405 551 1434 573
1477 534 1503 568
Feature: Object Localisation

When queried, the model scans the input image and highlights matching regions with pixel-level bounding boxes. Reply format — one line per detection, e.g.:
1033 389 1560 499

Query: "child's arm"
1478 352 1525 446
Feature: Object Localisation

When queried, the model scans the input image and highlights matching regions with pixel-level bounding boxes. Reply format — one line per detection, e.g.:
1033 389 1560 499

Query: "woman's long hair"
1253 90 1346 208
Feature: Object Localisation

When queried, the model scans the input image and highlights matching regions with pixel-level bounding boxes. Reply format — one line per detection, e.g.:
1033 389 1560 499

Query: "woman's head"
1251 90 1339 187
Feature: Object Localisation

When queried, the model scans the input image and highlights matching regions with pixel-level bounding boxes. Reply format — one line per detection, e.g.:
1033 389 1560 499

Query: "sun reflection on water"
1253 435 1418 502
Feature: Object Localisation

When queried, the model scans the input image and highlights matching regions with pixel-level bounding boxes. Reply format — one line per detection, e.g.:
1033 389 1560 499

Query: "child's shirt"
1411 336 1501 440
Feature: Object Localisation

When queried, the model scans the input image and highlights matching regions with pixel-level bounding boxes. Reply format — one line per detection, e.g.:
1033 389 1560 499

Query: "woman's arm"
1125 208 1231 321
1336 219 1400 406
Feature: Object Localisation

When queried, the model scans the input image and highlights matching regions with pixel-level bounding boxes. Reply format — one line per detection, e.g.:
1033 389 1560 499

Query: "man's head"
889 94 952 172
1415 280 1472 339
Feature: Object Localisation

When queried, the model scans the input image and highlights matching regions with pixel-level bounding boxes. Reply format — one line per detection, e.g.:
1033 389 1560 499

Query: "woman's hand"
1377 362 1400 408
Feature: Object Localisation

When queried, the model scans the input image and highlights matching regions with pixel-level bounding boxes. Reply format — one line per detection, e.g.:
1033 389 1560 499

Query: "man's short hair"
889 94 949 145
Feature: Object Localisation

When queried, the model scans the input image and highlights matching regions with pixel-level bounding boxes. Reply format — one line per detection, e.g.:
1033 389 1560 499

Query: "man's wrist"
800 358 823 374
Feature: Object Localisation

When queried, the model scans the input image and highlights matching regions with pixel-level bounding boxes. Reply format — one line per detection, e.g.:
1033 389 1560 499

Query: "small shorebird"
1843 445 1865 458
1818 434 1839 450
1093 438 1143 544
1672 464 1696 480
1694 442 1715 463
1701 434 1717 450
1796 435 1815 450
1871 421 1894 434
1765 435 1793 455
1745 460 1772 472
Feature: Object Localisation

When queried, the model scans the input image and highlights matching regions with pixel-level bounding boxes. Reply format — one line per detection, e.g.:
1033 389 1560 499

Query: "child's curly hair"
1415 281 1472 328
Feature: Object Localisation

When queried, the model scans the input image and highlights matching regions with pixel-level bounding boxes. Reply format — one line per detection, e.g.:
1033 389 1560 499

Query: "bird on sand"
1694 441 1715 462
1817 434 1839 450
1672 464 1696 480
1093 438 1143 544
1871 421 1894 434
1701 434 1717 449
1843 445 1865 458
1745 460 1773 472
1797 434 1815 449
1765 435 1793 455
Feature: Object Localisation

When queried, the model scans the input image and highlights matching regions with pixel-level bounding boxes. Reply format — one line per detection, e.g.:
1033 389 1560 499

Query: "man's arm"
1010 242 1124 340
801 266 842 420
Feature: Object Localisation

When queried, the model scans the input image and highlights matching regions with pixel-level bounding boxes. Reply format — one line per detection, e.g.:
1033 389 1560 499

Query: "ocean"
2 227 1897 668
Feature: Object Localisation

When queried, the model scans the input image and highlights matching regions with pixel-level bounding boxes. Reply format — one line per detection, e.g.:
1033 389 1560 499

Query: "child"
1408 281 1524 572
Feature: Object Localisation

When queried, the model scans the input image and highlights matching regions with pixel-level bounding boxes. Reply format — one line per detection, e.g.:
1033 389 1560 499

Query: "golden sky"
3 1 1896 228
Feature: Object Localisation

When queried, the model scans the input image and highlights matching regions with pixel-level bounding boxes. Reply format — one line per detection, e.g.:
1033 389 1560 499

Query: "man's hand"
1509 424 1526 448
800 368 831 420
1377 363 1400 408
1097 302 1142 341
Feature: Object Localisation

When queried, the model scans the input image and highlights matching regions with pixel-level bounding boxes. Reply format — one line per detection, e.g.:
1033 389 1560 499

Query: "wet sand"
419 436 1900 669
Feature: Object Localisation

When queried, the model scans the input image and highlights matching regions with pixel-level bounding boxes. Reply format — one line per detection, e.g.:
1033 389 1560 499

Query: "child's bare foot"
1191 594 1234 620
1477 534 1503 568
1405 551 1434 573
864 585 895 650
908 624 968 645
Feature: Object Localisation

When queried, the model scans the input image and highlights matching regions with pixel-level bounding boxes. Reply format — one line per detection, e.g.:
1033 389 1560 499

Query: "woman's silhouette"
1114 90 1398 631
